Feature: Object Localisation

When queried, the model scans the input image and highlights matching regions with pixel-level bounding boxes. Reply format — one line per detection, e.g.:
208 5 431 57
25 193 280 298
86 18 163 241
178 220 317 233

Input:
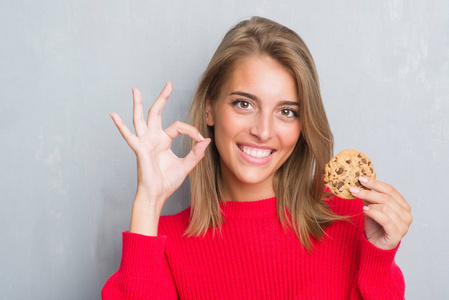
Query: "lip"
236 143 276 165
238 142 274 150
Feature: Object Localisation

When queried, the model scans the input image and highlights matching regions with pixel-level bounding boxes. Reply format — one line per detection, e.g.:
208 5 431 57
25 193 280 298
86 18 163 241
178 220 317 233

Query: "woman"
102 16 412 299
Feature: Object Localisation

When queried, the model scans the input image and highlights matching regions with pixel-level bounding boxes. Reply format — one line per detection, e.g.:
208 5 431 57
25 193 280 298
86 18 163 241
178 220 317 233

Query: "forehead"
220 55 299 102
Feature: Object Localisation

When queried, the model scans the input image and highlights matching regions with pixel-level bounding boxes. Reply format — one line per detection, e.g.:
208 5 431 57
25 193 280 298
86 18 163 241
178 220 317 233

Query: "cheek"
213 111 238 150
214 109 246 139
279 123 301 152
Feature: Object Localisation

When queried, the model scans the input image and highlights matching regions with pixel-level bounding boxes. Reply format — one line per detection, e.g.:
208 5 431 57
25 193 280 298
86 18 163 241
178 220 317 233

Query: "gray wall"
1 1 447 299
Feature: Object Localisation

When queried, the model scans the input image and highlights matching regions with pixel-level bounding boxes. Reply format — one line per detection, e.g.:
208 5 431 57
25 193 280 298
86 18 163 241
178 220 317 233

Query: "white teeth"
239 145 273 158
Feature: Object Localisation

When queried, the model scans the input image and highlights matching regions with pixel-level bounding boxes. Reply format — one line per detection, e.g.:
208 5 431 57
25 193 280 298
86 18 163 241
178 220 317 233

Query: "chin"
235 171 272 185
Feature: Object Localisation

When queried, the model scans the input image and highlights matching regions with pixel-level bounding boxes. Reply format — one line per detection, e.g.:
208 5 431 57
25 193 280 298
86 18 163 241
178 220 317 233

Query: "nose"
249 112 273 141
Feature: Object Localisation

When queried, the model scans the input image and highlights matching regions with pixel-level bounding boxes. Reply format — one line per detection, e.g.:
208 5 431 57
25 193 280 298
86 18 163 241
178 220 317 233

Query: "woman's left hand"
349 177 413 250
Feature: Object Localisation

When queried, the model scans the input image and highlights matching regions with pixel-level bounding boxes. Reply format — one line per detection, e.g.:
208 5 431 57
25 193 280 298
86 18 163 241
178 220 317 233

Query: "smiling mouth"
238 144 275 159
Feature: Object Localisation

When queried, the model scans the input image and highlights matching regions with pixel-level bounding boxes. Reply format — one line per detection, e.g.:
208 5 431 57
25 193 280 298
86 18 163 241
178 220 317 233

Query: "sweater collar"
219 197 277 219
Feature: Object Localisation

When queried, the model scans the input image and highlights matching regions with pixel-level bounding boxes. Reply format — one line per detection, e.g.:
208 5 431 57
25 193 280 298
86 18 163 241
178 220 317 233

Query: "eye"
279 108 298 118
232 100 253 110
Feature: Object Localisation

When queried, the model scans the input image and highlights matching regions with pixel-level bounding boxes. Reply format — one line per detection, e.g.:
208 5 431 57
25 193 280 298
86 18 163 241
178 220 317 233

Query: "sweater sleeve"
351 233 405 300
101 231 178 300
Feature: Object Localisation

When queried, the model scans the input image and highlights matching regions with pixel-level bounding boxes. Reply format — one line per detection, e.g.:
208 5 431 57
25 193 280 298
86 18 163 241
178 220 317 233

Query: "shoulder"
158 206 191 237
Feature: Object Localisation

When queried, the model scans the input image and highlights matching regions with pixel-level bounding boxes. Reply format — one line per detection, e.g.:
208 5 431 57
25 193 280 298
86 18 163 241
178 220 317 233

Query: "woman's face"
206 55 301 197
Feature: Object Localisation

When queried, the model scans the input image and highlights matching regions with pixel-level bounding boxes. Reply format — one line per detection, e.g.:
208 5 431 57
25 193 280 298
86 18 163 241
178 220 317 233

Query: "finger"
351 186 413 228
365 203 407 231
147 81 173 129
181 138 211 174
350 186 401 211
357 176 410 211
164 121 205 142
109 112 138 149
363 205 405 249
132 88 147 137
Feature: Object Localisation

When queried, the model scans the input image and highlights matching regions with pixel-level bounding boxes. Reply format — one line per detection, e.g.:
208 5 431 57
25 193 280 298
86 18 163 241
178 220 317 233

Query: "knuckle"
385 184 395 195
405 203 412 212
197 149 206 159
380 204 390 214
399 224 409 237
383 217 392 226
407 214 413 225
149 106 162 116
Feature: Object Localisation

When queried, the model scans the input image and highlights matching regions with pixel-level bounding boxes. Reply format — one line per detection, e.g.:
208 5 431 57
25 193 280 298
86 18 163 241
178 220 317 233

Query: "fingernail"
359 176 368 183
363 206 369 211
349 187 360 194
198 133 205 141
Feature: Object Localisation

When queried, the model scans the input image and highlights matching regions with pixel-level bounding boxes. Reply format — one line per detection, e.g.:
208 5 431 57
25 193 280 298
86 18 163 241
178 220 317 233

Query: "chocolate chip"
336 167 344 175
336 181 344 189
368 161 371 166
355 181 362 187
355 171 360 177
346 159 351 164
362 158 367 164
362 169 367 175
370 167 373 173
357 153 362 158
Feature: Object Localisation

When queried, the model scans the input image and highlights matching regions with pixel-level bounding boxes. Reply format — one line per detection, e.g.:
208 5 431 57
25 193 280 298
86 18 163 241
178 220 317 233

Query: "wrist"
130 193 165 236
135 185 166 207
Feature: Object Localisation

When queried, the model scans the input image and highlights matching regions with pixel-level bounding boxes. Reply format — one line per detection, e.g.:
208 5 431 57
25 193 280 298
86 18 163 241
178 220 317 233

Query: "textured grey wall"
1 1 447 299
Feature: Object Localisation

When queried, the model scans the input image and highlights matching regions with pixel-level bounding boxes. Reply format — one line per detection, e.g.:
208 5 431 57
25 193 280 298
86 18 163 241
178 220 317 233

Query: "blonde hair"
186 16 346 251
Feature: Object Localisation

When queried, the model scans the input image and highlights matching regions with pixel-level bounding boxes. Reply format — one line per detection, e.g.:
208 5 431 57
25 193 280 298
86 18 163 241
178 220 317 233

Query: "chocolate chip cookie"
324 149 376 199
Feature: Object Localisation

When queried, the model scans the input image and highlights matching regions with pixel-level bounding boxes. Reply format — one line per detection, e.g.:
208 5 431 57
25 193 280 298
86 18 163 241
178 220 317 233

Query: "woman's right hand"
109 82 210 235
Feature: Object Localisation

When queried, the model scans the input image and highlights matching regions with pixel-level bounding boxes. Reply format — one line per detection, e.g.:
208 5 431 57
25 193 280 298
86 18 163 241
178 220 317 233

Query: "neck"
220 170 276 203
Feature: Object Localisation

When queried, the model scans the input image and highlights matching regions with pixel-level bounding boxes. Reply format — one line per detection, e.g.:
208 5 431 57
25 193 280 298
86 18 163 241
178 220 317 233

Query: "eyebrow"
229 91 299 106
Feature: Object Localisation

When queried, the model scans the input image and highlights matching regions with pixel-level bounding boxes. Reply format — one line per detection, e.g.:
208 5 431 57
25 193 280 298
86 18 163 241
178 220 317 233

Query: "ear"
205 100 214 126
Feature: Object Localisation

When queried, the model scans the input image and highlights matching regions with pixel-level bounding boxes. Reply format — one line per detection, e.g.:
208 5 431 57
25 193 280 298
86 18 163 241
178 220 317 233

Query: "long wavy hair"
186 16 345 251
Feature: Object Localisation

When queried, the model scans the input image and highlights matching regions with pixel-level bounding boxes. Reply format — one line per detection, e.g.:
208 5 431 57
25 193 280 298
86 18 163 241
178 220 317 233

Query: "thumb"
181 138 211 174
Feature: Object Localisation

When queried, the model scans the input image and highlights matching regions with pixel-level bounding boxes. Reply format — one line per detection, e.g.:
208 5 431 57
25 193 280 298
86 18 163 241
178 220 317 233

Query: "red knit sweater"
101 196 405 299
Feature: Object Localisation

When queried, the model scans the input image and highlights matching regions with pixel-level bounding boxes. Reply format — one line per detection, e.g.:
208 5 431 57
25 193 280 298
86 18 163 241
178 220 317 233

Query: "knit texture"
102 196 405 299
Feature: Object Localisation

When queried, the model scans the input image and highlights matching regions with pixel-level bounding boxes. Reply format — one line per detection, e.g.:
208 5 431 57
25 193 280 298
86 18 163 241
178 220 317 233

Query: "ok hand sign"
109 82 210 212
